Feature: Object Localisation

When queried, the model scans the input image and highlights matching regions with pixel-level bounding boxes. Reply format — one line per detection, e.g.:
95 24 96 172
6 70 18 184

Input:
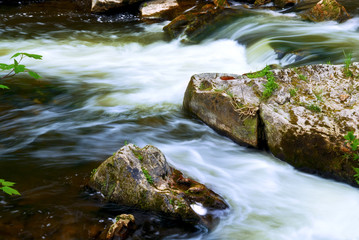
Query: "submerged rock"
88 144 228 227
301 0 351 22
106 214 136 240
183 64 359 185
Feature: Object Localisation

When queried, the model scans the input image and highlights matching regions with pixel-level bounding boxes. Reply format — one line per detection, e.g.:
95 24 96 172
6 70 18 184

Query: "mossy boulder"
88 144 228 226
183 64 359 185
301 0 351 22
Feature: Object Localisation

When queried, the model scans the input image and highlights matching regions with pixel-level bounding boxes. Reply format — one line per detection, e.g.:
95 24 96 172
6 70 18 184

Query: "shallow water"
1 2 359 239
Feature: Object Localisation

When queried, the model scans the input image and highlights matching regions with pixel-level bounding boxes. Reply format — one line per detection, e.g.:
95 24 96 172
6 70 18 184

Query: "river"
1 1 359 239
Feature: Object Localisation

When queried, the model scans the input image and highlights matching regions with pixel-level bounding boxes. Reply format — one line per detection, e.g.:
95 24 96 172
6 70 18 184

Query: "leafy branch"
344 131 359 160
0 52 42 89
344 131 359 184
0 179 20 196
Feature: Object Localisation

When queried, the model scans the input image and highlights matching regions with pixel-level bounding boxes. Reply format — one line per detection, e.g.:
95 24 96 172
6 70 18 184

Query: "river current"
1 2 359 240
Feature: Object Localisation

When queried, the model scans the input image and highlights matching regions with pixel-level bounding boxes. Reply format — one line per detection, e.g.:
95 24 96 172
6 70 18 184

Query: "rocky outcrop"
183 64 359 185
301 0 351 22
88 144 228 226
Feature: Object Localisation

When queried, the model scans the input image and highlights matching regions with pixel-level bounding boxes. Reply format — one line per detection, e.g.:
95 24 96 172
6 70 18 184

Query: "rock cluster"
183 64 359 185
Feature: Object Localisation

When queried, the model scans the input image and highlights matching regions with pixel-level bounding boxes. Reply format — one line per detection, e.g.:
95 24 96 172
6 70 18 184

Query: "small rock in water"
106 214 136 240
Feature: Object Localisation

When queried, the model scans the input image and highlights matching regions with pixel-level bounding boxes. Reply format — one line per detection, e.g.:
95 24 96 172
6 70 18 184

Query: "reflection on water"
1 3 359 239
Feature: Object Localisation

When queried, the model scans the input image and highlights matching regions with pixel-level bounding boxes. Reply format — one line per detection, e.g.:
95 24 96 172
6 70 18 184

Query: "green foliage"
0 179 20 196
0 52 42 89
306 104 321 113
226 90 234 99
298 74 307 82
353 168 359 185
115 215 120 222
141 167 153 185
314 89 323 102
344 131 359 152
344 132 359 184
133 150 143 161
247 65 270 78
247 65 278 100
343 51 353 77
11 52 42 60
262 71 279 100
124 140 128 145
293 67 308 82
289 88 297 97
90 168 97 178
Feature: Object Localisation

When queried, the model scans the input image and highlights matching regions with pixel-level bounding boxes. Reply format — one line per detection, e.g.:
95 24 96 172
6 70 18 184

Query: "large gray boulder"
88 144 228 225
184 64 359 185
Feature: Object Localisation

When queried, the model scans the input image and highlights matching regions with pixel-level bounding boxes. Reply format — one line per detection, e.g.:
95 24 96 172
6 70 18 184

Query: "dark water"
1 1 359 239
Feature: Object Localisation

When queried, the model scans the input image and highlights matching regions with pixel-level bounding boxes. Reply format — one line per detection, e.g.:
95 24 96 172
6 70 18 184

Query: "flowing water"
1 2 359 239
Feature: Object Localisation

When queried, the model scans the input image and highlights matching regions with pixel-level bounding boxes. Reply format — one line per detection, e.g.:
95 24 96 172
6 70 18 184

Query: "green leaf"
1 186 20 195
0 63 14 70
0 85 9 89
352 144 358 151
10 52 21 59
354 154 359 161
344 131 354 141
1 180 15 187
348 132 355 141
11 52 42 60
22 53 42 60
14 64 26 74
27 70 41 79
